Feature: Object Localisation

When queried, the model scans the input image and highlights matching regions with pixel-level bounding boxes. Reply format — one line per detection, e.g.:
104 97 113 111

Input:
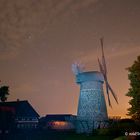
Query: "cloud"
69 0 98 11
45 0 99 22
77 43 140 66
107 43 140 58
0 0 100 60
0 38 19 60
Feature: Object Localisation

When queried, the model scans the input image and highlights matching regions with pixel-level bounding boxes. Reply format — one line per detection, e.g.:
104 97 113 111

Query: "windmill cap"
76 71 104 83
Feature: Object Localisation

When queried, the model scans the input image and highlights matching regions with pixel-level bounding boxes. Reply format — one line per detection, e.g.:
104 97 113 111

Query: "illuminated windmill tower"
72 39 118 134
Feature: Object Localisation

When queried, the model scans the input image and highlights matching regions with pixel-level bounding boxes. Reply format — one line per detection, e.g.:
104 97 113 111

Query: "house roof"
0 100 40 118
40 114 76 122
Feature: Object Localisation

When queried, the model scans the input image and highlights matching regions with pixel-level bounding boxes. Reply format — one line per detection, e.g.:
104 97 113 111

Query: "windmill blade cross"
100 38 107 75
107 82 118 104
99 38 118 107
105 80 112 107
98 58 104 74
98 58 112 107
104 73 112 107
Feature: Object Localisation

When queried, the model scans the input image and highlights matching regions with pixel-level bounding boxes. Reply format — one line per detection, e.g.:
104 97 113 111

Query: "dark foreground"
1 120 140 140
0 131 116 140
0 130 140 140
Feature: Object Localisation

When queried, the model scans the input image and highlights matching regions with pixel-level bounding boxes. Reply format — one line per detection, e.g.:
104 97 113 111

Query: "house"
39 114 76 131
0 100 40 131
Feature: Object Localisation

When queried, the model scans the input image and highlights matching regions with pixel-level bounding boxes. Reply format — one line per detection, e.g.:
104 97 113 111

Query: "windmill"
72 39 118 134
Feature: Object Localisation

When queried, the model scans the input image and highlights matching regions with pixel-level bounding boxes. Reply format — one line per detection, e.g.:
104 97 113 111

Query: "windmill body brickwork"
76 71 108 133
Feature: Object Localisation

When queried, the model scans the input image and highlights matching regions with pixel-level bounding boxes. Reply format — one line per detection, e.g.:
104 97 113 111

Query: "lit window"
51 121 70 130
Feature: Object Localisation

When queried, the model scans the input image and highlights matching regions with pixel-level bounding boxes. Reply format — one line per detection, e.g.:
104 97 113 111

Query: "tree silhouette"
126 56 140 121
0 86 9 102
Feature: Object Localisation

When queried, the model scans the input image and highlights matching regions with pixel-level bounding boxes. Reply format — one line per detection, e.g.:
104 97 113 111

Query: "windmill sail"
107 82 118 104
98 38 118 106
100 38 107 75
98 58 112 107
105 80 112 107
98 58 104 74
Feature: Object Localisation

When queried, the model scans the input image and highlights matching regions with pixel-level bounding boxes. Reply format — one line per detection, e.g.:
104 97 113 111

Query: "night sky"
0 0 140 118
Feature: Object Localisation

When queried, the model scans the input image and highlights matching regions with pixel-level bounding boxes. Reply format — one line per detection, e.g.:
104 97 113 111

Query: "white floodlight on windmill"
72 38 118 134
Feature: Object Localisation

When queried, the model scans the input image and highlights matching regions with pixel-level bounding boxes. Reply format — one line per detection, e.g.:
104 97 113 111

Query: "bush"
94 119 140 137
96 128 110 135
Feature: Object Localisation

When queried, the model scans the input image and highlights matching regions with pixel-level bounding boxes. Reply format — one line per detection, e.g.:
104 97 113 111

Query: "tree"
0 86 9 102
126 56 140 121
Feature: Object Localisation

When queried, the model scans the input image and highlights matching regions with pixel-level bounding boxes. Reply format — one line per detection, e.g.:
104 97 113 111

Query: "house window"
15 118 18 121
17 124 20 128
21 124 24 128
22 118 25 121
28 124 31 128
34 124 37 128
32 118 37 121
